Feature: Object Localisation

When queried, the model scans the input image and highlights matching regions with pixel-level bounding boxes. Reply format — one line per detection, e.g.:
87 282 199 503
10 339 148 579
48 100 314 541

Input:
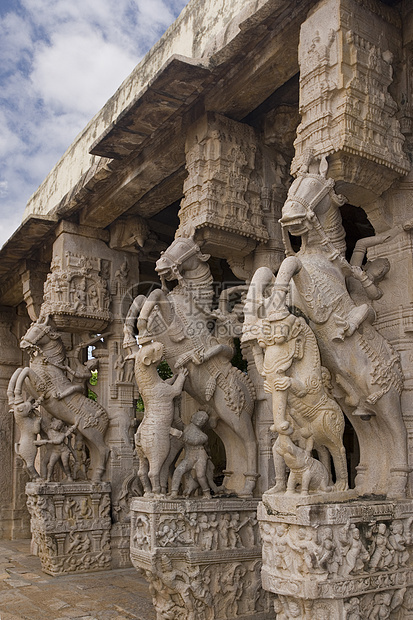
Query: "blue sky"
0 0 188 247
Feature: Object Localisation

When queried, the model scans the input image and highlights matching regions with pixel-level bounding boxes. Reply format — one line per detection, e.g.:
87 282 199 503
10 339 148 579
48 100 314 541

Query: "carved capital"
292 0 410 203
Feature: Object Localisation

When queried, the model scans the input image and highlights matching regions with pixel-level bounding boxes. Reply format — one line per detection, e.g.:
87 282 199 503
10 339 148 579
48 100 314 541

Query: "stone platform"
0 539 155 620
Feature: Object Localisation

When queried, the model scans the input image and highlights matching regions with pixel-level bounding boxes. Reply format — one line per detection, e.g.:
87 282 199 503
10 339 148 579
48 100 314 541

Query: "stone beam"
89 56 211 160
65 2 312 231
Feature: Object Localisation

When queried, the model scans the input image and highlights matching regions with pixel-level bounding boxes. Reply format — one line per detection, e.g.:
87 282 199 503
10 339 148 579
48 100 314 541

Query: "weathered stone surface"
130 497 273 620
259 494 413 617
26 482 111 576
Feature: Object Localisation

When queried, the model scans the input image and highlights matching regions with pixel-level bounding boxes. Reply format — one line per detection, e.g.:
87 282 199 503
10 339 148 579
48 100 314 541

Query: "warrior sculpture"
245 301 348 492
243 154 408 498
7 316 109 482
124 235 258 496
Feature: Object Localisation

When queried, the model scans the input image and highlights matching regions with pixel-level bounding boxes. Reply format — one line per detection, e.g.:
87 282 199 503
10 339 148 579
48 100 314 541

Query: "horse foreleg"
315 445 332 483
81 429 110 482
329 444 349 491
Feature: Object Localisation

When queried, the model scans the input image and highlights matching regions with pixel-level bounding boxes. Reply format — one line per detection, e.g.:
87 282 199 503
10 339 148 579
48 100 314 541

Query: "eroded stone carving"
124 235 258 497
42 253 112 332
8 316 110 482
177 112 269 245
275 421 333 496
130 497 273 620
170 410 217 499
35 418 77 482
26 481 111 575
7 379 43 480
292 0 410 201
259 496 413 618
243 297 348 494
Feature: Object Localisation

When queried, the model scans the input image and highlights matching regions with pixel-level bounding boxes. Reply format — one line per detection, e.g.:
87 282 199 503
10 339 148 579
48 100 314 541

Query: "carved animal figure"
7 376 42 480
124 235 258 496
243 155 408 498
8 316 109 481
129 339 187 495
249 307 347 491
275 422 332 495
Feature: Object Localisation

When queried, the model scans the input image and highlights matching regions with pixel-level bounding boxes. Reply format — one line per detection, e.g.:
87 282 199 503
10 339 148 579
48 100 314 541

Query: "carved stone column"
39 220 141 567
130 497 273 620
255 1 413 618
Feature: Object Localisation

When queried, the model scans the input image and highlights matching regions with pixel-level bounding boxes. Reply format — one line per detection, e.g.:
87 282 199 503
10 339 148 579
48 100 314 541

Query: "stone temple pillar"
21 220 141 569
0 307 29 539
256 0 413 617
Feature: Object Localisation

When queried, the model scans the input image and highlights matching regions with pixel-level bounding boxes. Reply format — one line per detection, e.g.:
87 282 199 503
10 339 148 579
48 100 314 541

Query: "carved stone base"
26 481 112 575
259 493 413 619
130 497 273 620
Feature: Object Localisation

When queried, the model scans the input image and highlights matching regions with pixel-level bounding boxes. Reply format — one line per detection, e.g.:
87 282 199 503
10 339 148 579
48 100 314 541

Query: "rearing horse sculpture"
124 236 258 497
244 155 408 498
8 316 110 482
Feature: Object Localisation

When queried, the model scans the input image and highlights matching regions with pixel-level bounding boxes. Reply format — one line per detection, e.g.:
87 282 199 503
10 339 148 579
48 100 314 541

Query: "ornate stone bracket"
292 0 410 205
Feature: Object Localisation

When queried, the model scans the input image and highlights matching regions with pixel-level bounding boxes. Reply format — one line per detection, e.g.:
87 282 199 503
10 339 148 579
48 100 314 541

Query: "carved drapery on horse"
7 316 110 482
124 235 258 497
243 154 408 498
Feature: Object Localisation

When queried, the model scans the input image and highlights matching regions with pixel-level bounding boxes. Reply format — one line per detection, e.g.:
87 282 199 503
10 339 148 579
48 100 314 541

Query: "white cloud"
31 30 138 116
0 0 189 247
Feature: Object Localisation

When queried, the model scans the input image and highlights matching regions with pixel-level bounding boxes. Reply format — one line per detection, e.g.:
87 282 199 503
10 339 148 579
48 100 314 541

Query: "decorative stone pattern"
26 481 111 575
130 497 273 620
176 112 269 246
292 0 410 202
259 495 413 618
42 252 111 333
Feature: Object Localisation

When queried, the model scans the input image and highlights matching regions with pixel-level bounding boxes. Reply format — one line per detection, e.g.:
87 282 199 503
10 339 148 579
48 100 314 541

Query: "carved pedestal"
259 493 413 619
26 481 111 575
130 497 273 620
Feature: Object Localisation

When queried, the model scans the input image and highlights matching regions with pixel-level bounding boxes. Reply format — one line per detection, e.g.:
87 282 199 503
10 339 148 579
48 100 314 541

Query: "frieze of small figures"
31 525 112 575
261 518 413 587
143 556 273 620
343 588 407 618
132 504 261 555
42 253 112 327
